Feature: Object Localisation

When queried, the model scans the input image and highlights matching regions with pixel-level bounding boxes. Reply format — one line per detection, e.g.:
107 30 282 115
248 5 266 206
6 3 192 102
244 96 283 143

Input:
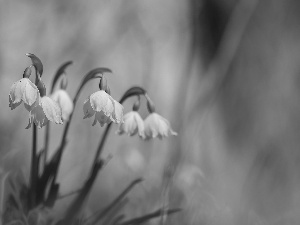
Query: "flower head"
51 89 74 121
117 111 145 138
9 78 39 110
83 90 123 126
26 96 63 129
144 113 177 140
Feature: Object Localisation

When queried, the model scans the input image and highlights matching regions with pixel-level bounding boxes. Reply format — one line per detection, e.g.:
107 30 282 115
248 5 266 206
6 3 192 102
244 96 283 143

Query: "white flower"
144 113 177 140
117 111 145 138
26 96 63 129
9 78 39 110
83 90 123 127
51 89 74 121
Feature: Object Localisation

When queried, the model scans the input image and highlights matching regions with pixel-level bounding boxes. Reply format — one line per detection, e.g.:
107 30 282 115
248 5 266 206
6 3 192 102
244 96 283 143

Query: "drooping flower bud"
23 66 32 78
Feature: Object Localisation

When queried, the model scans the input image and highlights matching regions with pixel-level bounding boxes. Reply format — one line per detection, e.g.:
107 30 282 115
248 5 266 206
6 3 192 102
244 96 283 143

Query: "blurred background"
1 0 300 224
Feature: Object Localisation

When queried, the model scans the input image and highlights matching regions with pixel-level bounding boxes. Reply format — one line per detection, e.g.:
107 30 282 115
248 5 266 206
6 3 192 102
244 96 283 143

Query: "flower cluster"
9 54 177 139
117 111 177 140
7 54 180 223
9 58 63 129
116 97 177 140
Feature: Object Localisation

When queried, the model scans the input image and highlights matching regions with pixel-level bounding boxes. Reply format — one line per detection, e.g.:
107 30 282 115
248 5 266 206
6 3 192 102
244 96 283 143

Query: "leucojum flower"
50 76 74 121
144 112 177 139
116 91 177 140
83 76 124 126
9 66 39 110
117 97 145 138
144 98 177 140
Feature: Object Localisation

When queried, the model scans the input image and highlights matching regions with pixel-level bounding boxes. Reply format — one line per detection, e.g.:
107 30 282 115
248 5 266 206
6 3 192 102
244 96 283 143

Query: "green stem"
43 123 50 165
63 87 149 221
29 124 38 208
91 123 112 169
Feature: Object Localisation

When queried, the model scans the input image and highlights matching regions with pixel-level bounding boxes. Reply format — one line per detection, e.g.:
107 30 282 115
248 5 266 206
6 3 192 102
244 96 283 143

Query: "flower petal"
94 111 112 126
22 79 39 106
41 97 63 124
9 95 22 110
51 89 74 121
133 112 145 138
83 98 95 119
144 113 176 140
116 111 145 138
90 91 114 116
27 104 48 129
9 78 39 110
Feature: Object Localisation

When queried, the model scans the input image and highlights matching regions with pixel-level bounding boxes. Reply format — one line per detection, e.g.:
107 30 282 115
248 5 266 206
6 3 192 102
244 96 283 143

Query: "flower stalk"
27 53 43 209
39 68 112 207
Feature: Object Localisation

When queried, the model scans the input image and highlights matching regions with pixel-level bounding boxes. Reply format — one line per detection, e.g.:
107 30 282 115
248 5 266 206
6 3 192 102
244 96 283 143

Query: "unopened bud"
23 66 32 78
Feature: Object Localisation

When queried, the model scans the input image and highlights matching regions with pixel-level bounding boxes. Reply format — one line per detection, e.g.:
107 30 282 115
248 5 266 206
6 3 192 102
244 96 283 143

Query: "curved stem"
92 86 149 168
91 123 112 169
64 87 150 221
43 123 50 165
49 68 111 184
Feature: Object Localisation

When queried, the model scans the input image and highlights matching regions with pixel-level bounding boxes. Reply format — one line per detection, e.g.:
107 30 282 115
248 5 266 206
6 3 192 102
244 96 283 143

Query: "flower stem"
117 208 181 225
47 68 111 185
43 123 50 165
91 123 112 169
29 124 38 208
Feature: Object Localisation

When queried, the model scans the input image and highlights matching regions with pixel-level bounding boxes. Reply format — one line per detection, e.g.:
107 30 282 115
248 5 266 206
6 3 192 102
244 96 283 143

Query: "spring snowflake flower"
117 111 145 138
26 96 63 129
51 89 74 121
83 90 124 126
144 113 177 140
9 78 39 110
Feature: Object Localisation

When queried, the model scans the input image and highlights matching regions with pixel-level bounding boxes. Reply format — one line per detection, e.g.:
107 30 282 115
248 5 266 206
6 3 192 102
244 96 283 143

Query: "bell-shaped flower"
83 90 123 127
9 78 39 110
50 89 74 121
26 96 63 129
144 113 177 140
117 111 145 138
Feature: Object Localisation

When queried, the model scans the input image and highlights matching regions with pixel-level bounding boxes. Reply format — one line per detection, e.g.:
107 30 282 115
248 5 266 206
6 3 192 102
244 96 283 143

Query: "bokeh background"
2 0 300 224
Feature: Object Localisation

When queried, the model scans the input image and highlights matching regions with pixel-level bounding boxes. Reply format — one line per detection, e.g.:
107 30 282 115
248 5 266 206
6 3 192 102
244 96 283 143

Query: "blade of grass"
116 208 181 225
